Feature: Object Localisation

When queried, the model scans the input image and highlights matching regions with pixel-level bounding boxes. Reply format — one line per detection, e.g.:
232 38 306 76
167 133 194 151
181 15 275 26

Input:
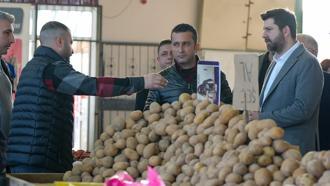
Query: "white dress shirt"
262 42 300 103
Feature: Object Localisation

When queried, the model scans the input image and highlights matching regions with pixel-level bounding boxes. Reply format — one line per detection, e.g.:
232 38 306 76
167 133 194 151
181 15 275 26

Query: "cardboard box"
197 61 221 105
6 173 64 186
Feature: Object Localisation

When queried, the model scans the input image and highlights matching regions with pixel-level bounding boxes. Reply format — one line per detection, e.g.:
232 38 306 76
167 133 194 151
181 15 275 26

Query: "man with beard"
7 21 167 173
144 23 233 110
250 8 323 154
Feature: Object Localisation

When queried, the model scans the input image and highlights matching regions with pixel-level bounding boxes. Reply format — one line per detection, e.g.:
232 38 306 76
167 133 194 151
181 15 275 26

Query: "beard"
265 32 285 53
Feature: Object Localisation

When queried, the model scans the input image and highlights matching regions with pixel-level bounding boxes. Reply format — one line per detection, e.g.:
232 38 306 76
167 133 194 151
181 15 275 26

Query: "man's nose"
9 33 15 44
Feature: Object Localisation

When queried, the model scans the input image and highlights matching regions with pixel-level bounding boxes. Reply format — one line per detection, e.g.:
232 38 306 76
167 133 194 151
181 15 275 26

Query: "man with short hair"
135 39 173 110
0 11 15 182
7 21 167 173
253 9 324 154
144 23 232 110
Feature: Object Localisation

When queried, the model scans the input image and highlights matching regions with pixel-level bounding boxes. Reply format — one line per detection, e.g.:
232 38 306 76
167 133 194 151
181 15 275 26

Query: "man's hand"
248 111 260 121
143 73 168 89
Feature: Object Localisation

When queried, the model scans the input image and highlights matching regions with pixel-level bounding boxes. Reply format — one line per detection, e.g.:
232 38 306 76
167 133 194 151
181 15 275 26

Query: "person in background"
319 59 330 150
258 51 273 93
297 33 318 56
7 21 167 173
135 39 173 110
0 11 15 184
144 23 233 110
251 8 323 154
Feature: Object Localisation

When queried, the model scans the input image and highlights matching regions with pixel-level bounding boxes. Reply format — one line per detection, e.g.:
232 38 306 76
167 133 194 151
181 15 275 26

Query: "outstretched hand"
143 73 168 89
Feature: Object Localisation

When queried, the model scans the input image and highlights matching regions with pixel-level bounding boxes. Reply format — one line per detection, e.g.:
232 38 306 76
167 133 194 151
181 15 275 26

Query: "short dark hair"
171 23 198 43
261 8 297 39
40 21 70 33
157 39 171 54
321 59 330 72
40 21 71 45
0 11 15 23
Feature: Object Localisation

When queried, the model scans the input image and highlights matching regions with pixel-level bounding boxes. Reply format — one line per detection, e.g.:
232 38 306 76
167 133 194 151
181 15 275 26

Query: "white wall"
99 0 201 42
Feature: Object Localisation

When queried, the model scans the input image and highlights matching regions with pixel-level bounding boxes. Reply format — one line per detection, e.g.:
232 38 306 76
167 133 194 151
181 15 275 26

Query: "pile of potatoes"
63 93 330 185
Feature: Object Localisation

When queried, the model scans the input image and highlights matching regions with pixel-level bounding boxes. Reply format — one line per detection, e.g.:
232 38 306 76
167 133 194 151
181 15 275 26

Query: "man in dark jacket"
135 39 173 110
144 23 232 110
7 21 167 173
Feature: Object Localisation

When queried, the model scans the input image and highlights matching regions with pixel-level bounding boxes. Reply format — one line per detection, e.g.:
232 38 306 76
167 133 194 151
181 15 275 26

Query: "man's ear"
54 36 63 49
282 26 291 38
194 43 200 52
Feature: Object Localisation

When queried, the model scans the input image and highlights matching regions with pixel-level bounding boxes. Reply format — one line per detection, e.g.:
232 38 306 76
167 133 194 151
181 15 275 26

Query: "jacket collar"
34 46 68 63
260 43 305 108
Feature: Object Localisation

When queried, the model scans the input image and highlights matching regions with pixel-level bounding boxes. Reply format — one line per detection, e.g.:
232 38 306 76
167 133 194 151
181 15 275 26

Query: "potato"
148 130 160 142
161 102 171 111
239 150 255 165
293 165 304 176
206 103 218 113
282 149 302 161
113 162 129 171
280 158 300 177
81 175 93 182
102 169 115 178
67 175 82 182
254 168 272 186
63 171 72 181
136 158 148 173
164 107 176 117
301 151 316 168
248 163 260 173
125 118 135 129
225 173 242 183
136 143 145 155
124 148 139 161
114 138 126 149
257 155 273 166
193 111 209 124
306 159 325 178
295 173 315 186
149 155 162 166
273 156 283 167
273 139 290 154
273 170 285 182
171 101 182 110
101 156 113 168
165 124 179 136
111 116 126 131
318 170 330 184
95 149 105 159
127 167 140 178
149 102 161 114
104 144 118 156
143 143 159 159
218 104 240 124
233 162 248 175
147 113 161 123
136 133 149 144
143 110 150 120
114 154 128 163
130 110 143 121
233 132 248 148
264 127 284 139
180 106 194 118
93 175 103 183
179 93 191 103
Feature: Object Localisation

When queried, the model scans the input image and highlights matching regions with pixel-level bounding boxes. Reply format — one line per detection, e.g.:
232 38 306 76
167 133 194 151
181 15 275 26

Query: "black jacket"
144 60 232 110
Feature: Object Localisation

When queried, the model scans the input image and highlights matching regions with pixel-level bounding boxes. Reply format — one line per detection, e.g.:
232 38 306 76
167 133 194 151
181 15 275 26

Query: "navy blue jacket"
7 47 74 172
